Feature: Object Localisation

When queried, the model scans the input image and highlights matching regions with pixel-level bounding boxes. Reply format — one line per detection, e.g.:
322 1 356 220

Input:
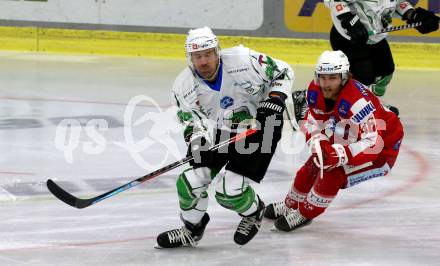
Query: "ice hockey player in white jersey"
291 1 439 121
155 27 295 248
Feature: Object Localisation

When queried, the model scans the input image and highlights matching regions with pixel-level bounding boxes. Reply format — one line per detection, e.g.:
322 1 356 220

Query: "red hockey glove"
313 140 349 171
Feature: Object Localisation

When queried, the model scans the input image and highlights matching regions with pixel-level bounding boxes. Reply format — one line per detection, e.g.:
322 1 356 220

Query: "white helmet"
185 26 220 75
315 50 350 85
185 26 219 54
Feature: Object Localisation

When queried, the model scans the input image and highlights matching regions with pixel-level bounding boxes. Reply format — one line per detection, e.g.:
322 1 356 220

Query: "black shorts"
188 126 282 183
330 26 395 85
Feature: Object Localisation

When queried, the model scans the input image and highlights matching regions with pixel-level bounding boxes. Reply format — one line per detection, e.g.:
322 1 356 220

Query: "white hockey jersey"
324 0 414 43
172 45 294 141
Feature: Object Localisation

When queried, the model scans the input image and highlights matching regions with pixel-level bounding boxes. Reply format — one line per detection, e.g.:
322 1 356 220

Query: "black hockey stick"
47 128 257 209
369 21 423 35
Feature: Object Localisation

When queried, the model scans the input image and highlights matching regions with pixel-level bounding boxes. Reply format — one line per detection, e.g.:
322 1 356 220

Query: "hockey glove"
313 140 348 171
405 7 440 34
189 131 213 167
338 12 369 44
256 96 285 125
255 96 285 148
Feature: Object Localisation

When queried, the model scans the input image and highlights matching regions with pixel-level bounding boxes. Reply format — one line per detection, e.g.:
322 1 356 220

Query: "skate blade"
154 243 198 249
234 242 248 248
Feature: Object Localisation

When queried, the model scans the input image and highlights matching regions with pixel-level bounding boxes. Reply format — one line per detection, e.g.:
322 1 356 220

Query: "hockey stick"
47 128 257 209
313 140 324 179
369 22 423 35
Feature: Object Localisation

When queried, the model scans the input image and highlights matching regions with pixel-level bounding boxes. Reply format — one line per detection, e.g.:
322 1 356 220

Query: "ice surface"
0 51 439 265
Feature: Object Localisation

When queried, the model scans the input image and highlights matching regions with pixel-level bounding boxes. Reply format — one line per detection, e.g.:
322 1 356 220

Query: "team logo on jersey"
351 102 376 123
233 81 262 95
338 99 351 118
220 96 234 109
353 81 369 97
307 90 318 107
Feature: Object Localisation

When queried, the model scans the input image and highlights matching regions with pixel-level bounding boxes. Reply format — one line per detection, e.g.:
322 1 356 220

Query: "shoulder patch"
307 90 318 107
338 99 351 118
353 80 369 97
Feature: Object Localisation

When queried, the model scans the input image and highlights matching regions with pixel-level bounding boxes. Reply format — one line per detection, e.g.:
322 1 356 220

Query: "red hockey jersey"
303 78 403 166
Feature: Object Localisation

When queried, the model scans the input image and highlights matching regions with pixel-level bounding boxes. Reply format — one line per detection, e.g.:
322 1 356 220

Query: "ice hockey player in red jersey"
265 50 404 231
291 1 440 124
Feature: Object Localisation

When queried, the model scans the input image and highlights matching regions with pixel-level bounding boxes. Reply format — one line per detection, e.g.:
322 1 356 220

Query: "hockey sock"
371 74 393 97
299 167 346 219
286 155 319 209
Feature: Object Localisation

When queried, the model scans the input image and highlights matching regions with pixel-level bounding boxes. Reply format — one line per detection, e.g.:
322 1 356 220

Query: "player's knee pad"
293 156 319 192
176 167 212 210
215 171 257 214
314 167 346 195
371 74 393 97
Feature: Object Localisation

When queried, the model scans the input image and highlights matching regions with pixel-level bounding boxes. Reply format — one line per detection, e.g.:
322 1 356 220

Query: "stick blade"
46 179 90 209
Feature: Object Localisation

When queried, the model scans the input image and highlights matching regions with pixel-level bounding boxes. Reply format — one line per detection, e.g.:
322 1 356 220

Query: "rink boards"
1 26 440 69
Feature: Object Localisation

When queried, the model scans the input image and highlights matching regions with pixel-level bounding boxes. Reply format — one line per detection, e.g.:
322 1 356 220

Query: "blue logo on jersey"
220 96 234 109
308 90 317 107
353 81 369 97
338 99 351 118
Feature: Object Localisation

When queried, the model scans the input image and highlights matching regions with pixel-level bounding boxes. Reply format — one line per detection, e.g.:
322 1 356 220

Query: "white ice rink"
0 51 439 266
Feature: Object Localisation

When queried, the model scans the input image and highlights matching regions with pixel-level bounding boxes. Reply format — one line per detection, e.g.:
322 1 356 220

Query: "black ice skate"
273 209 312 232
292 90 308 123
156 213 210 248
264 201 289 220
234 198 265 246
